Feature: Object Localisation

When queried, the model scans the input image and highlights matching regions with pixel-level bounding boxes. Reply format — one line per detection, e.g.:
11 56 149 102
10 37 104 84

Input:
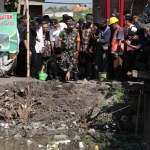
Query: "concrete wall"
54 12 73 17
21 1 45 18
93 0 146 22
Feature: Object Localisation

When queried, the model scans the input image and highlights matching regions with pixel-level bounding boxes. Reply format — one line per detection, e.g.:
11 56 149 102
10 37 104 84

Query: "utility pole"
0 0 4 12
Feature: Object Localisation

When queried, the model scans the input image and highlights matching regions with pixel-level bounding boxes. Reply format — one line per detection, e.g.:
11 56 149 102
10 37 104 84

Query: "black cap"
30 21 39 29
63 14 68 18
54 47 62 54
86 15 93 23
51 19 58 26
36 18 42 24
99 18 107 26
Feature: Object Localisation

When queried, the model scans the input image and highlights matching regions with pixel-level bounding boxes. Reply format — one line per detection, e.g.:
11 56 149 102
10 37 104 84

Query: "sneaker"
54 76 60 82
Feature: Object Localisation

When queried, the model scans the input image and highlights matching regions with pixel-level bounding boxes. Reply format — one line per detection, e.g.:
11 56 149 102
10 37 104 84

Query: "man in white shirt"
50 19 67 53
35 19 45 73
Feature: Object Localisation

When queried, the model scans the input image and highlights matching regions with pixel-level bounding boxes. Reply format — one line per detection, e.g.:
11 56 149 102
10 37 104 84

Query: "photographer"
124 16 137 75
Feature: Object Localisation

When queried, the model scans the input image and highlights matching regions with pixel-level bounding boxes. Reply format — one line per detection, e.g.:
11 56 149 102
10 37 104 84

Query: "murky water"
0 134 80 150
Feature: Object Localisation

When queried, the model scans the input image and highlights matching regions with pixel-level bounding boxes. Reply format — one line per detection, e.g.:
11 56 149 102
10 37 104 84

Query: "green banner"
0 12 17 52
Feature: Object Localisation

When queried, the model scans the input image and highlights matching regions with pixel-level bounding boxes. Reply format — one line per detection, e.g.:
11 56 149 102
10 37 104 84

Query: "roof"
45 9 55 14
69 4 89 12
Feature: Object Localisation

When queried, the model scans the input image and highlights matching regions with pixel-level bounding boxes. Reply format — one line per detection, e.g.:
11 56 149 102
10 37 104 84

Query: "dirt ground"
0 78 147 150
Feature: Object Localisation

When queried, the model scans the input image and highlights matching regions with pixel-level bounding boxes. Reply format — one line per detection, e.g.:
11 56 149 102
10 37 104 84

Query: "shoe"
3 74 10 78
86 77 91 81
54 76 60 82
74 73 78 81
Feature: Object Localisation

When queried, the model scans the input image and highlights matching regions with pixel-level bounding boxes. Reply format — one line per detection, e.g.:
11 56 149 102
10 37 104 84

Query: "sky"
45 0 92 9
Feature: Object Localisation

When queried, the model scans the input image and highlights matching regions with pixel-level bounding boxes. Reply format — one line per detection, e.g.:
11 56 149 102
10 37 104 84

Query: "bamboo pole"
23 0 27 15
26 0 30 77
17 0 21 14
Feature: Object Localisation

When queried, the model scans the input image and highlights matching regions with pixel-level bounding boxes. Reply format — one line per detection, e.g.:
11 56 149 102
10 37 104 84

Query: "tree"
5 0 18 12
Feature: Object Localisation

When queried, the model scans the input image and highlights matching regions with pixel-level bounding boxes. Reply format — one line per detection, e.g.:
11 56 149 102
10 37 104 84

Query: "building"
44 10 73 17
93 0 147 22
70 4 89 12
21 0 45 18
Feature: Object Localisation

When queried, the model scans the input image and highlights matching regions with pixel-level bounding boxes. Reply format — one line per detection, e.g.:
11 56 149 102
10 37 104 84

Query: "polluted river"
0 78 148 150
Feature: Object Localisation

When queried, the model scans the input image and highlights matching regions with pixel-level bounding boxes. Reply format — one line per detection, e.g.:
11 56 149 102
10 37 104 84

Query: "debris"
27 139 33 145
95 145 99 150
69 112 75 115
79 142 84 149
38 144 45 148
14 133 22 140
74 135 80 140
82 78 89 84
88 128 96 134
57 127 66 131
54 134 67 140
56 85 62 88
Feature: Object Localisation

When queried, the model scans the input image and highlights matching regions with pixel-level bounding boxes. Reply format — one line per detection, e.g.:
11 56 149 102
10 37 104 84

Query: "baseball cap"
86 15 93 23
30 21 39 29
99 18 107 26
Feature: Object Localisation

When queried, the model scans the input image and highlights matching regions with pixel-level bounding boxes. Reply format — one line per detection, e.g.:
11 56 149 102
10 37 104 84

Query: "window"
97 7 100 22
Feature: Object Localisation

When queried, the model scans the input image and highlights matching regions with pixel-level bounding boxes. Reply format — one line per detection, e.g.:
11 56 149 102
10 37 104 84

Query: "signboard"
0 12 17 52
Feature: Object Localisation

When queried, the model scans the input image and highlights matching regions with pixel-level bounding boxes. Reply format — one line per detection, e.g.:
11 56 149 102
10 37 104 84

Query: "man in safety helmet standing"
109 17 124 81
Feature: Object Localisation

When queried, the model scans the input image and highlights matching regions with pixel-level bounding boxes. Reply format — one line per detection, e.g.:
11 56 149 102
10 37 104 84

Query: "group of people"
1 11 150 82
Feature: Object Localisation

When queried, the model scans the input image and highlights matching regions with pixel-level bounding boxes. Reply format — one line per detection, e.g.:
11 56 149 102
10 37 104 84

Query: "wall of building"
93 0 146 22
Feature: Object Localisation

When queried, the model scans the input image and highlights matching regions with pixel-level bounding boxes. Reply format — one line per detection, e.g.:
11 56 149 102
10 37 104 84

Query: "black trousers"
47 61 66 80
78 52 93 78
16 51 27 77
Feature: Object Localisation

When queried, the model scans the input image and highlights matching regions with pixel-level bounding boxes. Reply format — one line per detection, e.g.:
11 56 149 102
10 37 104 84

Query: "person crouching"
47 47 73 81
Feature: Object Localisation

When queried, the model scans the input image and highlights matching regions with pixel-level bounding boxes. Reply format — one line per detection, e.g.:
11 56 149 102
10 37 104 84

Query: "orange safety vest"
111 27 124 52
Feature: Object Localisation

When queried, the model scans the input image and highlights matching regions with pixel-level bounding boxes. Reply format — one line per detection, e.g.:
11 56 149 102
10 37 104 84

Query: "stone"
54 134 67 140
61 124 67 127
69 112 75 115
57 127 66 131
74 135 81 140
88 128 96 134
56 85 63 88
44 126 56 132
82 78 89 84
14 133 22 140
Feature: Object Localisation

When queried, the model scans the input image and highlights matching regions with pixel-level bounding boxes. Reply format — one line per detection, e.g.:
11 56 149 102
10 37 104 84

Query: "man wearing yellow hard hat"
109 17 124 81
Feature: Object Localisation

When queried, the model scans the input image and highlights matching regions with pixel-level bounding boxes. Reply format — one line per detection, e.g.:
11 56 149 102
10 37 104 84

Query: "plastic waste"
38 144 45 148
27 139 32 145
95 145 99 150
79 142 84 149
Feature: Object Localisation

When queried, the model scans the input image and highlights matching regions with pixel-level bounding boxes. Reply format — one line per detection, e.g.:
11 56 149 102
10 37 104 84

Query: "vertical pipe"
26 0 30 77
118 0 124 28
105 0 110 19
